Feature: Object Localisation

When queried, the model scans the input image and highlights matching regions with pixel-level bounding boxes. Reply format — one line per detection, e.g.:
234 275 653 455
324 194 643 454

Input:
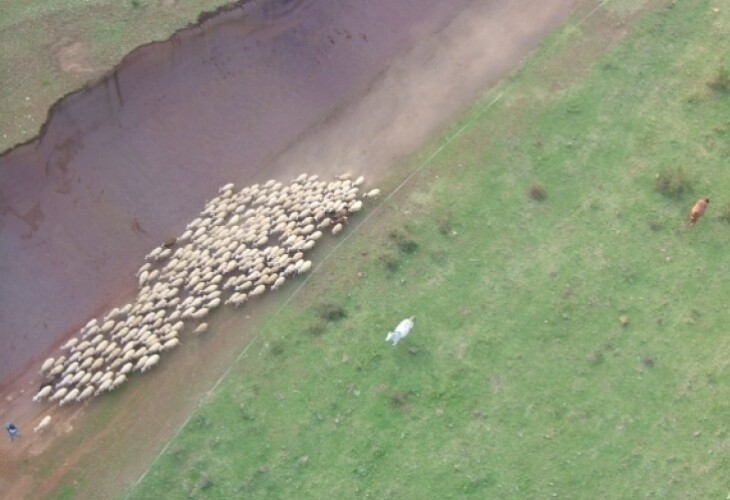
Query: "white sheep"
141 354 160 373
161 338 181 351
60 388 80 406
194 323 209 334
33 416 52 434
119 362 134 375
61 338 79 351
39 357 55 375
33 385 53 402
77 386 95 402
386 317 415 346
363 188 380 199
110 374 127 390
49 387 68 403
331 223 343 235
95 379 112 395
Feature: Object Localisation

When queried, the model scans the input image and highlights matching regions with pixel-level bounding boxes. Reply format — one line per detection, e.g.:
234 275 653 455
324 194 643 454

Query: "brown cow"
689 198 710 226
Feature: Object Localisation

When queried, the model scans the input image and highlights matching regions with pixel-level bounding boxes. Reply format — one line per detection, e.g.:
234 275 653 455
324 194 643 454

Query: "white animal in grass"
386 317 415 346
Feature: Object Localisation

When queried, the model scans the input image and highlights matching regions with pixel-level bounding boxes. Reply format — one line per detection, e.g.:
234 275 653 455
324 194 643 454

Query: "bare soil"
0 0 589 497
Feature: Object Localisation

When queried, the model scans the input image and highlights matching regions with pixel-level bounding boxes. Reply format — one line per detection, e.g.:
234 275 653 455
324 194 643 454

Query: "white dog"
386 317 415 346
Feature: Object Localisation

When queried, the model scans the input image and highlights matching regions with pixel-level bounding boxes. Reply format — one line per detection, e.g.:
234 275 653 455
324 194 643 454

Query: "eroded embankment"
0 0 480 387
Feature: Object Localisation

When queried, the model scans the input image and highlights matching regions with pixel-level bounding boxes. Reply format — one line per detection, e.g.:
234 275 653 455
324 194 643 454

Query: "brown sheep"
689 198 709 226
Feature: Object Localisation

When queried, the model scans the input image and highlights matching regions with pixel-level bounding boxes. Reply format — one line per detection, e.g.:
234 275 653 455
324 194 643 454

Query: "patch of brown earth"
57 41 94 74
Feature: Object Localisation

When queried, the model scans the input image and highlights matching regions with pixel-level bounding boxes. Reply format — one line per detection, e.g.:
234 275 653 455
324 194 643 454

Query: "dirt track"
0 0 584 496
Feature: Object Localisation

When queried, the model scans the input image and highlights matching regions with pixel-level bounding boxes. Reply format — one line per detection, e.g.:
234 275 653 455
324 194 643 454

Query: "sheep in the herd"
271 276 286 291
348 200 363 213
62 361 79 377
77 386 95 402
79 372 93 386
192 307 210 320
95 378 113 395
39 357 55 375
61 338 79 351
161 338 180 351
141 354 160 373
110 374 127 390
57 373 74 388
48 364 65 378
90 357 105 372
70 370 86 386
119 362 134 375
134 356 149 372
95 339 109 355
34 416 52 433
35 175 375 405
49 387 68 403
33 385 53 402
60 388 80 406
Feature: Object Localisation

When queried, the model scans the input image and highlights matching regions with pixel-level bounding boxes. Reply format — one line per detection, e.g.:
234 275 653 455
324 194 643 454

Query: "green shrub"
707 67 730 93
654 168 693 199
316 301 347 322
529 182 547 201
388 228 418 254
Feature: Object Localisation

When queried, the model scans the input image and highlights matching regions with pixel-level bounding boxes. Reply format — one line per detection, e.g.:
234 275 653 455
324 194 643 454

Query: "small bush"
306 320 327 336
269 339 285 356
655 169 693 199
317 301 346 322
529 183 547 201
379 251 400 271
130 0 143 7
389 228 418 254
707 67 730 93
199 472 213 490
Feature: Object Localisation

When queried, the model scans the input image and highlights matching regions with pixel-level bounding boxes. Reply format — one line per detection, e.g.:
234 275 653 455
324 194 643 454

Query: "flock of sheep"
33 173 379 407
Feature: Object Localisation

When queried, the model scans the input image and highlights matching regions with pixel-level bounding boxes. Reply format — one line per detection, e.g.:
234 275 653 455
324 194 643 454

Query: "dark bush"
529 183 547 201
389 228 418 254
655 169 693 199
379 251 400 271
317 301 347 322
707 67 730 93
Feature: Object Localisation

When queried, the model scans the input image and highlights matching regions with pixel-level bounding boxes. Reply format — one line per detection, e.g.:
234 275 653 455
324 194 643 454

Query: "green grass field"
0 0 231 153
123 1 730 498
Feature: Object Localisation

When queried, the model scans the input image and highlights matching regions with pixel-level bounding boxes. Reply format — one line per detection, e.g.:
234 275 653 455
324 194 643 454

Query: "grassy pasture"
0 0 231 153
49 1 723 498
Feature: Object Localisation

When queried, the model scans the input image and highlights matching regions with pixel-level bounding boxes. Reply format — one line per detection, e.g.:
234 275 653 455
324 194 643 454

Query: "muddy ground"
0 0 587 497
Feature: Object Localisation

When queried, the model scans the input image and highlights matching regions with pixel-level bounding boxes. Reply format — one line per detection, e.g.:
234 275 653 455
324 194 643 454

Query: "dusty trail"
0 0 586 497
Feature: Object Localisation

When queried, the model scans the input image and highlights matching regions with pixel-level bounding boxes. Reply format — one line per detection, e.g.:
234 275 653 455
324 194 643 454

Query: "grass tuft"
388 228 418 254
654 168 693 199
379 251 400 271
316 301 347 322
707 67 730 93
528 182 547 201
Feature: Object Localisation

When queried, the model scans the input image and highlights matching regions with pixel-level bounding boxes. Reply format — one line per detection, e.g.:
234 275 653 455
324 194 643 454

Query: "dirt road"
0 0 584 497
